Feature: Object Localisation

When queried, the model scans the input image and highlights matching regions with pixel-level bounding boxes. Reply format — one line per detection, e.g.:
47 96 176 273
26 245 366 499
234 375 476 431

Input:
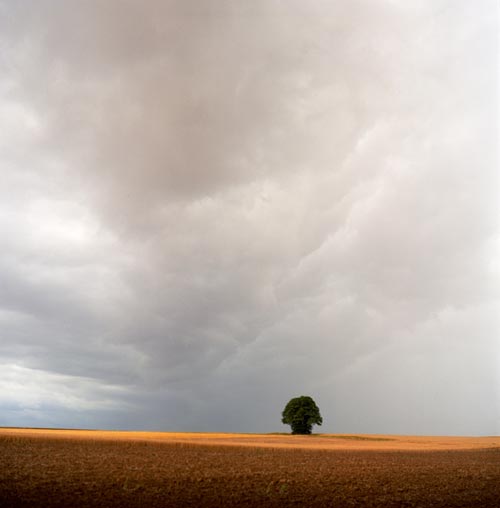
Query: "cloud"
0 0 498 435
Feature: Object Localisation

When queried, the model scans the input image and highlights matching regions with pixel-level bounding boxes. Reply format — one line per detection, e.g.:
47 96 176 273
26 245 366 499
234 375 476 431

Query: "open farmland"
1 429 499 507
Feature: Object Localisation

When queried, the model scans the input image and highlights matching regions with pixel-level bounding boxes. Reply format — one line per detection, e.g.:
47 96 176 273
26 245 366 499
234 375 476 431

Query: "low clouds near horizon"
0 0 498 435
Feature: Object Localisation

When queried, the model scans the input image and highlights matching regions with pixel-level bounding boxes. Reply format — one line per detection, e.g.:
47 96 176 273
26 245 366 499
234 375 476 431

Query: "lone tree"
281 395 323 435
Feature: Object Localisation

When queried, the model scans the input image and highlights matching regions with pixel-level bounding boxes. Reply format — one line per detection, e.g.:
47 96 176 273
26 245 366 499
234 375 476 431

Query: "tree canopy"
281 395 323 434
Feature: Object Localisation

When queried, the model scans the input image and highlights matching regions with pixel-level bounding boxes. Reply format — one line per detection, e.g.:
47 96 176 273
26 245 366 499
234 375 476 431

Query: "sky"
0 0 498 436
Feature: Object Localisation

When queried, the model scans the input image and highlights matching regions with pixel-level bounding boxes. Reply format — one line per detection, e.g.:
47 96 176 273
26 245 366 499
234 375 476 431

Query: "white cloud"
0 364 130 411
0 0 497 434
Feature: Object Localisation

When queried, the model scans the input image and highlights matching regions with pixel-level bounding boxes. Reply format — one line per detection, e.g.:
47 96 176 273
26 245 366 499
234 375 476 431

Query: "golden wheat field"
1 428 499 507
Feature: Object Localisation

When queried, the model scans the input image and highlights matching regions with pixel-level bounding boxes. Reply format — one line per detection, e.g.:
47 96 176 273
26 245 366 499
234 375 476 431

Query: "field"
1 428 499 507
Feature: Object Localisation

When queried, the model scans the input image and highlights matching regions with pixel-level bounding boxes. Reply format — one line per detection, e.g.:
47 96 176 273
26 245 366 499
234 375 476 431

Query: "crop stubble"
0 429 499 507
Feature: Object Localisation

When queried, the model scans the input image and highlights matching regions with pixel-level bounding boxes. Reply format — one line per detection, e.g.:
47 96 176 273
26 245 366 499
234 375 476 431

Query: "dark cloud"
0 0 498 435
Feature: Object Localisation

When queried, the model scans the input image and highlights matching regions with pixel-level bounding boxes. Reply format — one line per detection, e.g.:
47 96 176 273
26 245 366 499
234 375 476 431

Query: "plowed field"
1 429 499 507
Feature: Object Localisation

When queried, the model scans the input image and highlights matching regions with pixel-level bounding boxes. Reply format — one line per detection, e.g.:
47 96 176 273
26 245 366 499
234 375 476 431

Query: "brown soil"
1 429 499 507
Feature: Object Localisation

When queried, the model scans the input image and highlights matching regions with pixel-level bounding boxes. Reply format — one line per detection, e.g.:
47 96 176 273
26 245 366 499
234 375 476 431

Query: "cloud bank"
0 0 498 434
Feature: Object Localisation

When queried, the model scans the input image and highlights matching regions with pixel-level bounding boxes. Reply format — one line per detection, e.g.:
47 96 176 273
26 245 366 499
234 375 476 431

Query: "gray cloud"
0 0 498 435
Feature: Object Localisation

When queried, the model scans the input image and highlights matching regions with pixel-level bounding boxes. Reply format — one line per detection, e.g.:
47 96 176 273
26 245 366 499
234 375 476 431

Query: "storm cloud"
0 0 498 435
